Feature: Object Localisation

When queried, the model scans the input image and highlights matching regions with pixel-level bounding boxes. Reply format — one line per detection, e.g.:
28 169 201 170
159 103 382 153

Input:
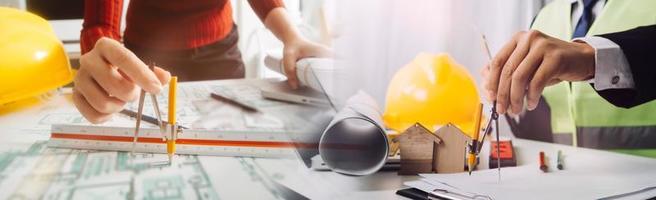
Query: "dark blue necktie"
572 0 600 38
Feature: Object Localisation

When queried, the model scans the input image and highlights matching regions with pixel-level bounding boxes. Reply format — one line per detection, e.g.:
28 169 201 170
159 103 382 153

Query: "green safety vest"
531 0 656 158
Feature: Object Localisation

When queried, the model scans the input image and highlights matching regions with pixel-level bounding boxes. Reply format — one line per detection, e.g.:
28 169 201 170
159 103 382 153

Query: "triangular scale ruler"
49 124 311 158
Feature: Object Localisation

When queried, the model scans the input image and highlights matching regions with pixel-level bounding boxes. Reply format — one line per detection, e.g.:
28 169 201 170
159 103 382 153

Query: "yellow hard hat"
0 7 73 106
383 53 481 137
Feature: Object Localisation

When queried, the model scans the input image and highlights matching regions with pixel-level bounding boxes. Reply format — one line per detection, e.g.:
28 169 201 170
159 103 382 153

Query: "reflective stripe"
553 133 574 146
611 149 656 158
553 128 656 150
576 126 656 149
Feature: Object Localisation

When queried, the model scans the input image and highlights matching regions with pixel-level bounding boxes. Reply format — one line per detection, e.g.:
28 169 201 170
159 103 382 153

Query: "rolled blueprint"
319 91 388 176
264 54 334 95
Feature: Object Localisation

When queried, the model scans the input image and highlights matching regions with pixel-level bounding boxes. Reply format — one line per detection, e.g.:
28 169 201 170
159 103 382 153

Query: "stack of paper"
404 148 656 200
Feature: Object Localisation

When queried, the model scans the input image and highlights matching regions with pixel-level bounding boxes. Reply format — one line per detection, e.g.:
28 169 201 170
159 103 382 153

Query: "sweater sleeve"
80 0 124 54
247 0 285 21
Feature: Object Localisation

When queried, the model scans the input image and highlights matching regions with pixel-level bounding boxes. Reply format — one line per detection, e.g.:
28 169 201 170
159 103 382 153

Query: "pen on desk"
120 109 188 129
557 150 564 170
167 76 178 164
467 103 484 175
210 92 258 112
539 151 548 172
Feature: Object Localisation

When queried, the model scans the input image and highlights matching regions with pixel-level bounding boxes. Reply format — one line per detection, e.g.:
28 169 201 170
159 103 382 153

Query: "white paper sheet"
415 144 656 200
0 79 328 199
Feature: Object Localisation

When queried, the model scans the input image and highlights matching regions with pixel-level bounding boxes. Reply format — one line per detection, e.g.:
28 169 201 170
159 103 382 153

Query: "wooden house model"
393 122 472 175
432 123 472 173
392 123 441 175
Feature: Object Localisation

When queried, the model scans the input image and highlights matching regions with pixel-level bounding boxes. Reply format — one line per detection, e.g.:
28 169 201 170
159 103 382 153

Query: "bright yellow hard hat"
383 53 481 137
0 7 73 106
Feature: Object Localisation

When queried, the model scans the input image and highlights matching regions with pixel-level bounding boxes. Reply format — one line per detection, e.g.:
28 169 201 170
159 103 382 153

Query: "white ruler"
49 124 312 158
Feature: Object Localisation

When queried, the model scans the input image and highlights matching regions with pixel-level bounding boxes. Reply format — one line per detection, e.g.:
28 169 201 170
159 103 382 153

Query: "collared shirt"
569 0 635 90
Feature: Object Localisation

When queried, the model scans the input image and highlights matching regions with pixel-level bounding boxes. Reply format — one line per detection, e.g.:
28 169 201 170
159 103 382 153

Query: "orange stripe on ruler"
50 133 304 148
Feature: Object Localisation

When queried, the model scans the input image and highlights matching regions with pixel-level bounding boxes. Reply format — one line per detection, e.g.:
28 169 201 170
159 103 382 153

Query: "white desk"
285 137 656 200
0 79 654 199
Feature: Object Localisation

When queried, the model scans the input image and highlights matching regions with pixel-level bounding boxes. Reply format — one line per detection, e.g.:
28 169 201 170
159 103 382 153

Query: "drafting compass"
131 63 181 164
475 101 501 182
476 32 501 181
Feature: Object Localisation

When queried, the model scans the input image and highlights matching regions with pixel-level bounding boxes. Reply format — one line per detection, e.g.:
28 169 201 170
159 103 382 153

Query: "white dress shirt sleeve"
574 36 635 90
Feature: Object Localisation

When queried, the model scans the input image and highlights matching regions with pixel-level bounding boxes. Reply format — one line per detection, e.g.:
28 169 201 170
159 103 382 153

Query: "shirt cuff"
574 36 635 90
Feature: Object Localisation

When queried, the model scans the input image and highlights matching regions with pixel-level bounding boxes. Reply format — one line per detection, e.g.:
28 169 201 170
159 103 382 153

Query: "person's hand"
483 30 596 115
282 38 332 89
74 37 171 123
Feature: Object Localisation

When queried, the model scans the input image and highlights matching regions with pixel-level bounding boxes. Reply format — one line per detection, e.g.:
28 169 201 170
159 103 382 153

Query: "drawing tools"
481 34 493 61
210 92 258 112
129 63 183 165
49 124 307 158
480 33 502 182
149 69 165 133
131 64 168 155
467 103 484 175
167 76 178 163
132 85 147 155
120 109 188 129
131 63 166 153
493 101 501 181
539 151 548 172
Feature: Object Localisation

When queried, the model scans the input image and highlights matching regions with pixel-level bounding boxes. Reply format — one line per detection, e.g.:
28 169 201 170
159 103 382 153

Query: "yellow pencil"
167 76 178 163
467 103 484 175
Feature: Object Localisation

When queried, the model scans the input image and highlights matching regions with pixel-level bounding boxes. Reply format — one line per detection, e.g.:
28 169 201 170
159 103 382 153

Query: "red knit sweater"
81 0 284 53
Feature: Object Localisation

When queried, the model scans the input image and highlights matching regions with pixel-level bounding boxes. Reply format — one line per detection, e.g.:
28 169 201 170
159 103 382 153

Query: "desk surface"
0 79 654 199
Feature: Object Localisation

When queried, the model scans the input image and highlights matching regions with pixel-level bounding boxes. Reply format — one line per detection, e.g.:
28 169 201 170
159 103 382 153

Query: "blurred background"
331 0 550 105
0 0 556 106
0 0 335 79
